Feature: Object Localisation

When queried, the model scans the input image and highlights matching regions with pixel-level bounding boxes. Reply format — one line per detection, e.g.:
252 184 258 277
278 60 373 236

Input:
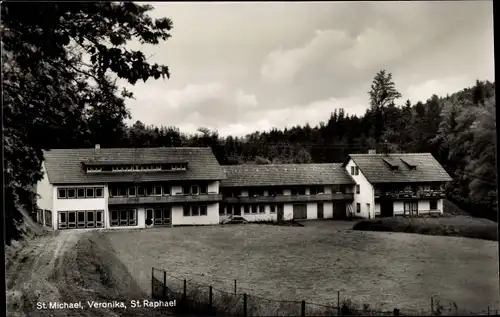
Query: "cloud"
405 76 473 104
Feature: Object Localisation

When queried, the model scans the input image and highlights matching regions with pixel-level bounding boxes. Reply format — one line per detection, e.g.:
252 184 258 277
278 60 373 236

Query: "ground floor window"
430 200 438 210
270 205 276 213
404 202 418 215
44 210 52 227
183 205 209 217
58 210 103 229
259 205 265 214
146 207 172 226
109 209 137 227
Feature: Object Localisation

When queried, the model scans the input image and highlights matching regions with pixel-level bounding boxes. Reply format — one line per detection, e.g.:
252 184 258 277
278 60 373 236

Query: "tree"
2 2 173 243
367 70 402 142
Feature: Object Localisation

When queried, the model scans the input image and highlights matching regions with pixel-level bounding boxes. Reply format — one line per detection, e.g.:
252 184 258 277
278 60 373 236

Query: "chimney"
95 144 100 149
368 149 376 154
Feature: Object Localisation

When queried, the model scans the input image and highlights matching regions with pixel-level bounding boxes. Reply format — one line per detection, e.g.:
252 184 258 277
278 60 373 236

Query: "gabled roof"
42 147 225 184
344 153 453 184
220 163 355 187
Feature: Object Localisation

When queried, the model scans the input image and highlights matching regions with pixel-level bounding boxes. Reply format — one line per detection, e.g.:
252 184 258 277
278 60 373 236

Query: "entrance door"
333 203 346 219
317 203 324 219
233 204 242 216
380 201 394 217
293 204 307 220
277 204 284 221
146 208 153 226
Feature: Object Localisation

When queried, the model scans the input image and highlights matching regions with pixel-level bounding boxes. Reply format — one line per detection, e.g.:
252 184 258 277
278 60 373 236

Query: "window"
144 185 153 196
404 202 418 215
268 188 283 196
251 205 258 214
226 205 233 215
183 205 190 217
58 189 67 199
291 188 297 196
77 211 86 228
86 211 95 228
95 188 103 198
44 210 52 227
96 210 103 228
67 188 76 198
356 203 361 213
162 184 171 195
200 206 208 216
249 189 264 197
200 184 208 194
137 186 145 196
430 200 438 210
110 210 119 226
127 186 136 197
68 211 76 228
243 205 250 214
153 185 162 196
310 186 324 195
192 205 199 216
77 188 85 198
191 185 199 195
182 185 191 195
355 166 359 175
297 187 306 195
351 166 355 175
259 205 265 214
86 188 95 198
356 185 360 194
270 205 276 213
58 212 67 229
219 204 225 215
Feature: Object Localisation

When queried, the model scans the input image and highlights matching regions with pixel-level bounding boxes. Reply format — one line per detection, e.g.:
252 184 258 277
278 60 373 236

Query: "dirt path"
6 230 93 317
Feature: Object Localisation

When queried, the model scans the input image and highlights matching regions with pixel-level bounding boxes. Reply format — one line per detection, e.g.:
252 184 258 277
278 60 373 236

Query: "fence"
151 267 432 316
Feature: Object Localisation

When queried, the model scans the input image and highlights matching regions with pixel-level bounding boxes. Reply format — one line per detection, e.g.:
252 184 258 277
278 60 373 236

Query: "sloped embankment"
7 230 173 317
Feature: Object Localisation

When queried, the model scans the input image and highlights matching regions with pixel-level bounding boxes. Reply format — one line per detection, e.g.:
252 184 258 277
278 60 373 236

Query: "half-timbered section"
220 164 356 221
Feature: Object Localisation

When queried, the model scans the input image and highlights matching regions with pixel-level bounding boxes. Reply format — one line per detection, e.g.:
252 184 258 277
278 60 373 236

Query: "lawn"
106 221 499 315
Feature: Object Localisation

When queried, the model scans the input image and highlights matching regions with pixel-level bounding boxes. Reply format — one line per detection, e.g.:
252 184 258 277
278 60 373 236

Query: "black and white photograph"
3 1 497 316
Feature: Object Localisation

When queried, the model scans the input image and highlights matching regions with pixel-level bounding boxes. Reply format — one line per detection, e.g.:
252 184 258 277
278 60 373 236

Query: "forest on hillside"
2 2 496 244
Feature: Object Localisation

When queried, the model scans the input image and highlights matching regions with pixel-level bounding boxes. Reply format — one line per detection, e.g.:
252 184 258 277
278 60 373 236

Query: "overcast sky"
121 1 494 137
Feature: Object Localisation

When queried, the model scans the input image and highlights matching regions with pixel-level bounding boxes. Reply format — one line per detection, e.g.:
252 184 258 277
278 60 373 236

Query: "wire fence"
151 267 493 316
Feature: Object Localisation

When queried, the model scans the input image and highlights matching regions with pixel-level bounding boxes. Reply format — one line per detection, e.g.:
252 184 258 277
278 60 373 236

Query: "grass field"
107 221 499 315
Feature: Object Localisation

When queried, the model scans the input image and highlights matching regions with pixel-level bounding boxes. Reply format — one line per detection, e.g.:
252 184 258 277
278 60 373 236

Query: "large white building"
35 147 452 230
343 151 452 218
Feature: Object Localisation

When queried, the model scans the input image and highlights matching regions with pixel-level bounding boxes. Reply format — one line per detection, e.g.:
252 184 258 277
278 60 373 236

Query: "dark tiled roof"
220 163 355 187
42 147 226 184
346 153 453 184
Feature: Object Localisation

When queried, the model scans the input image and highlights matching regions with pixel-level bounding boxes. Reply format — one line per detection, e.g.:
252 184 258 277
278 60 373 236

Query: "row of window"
354 200 439 214
224 185 335 198
110 209 137 226
219 204 277 216
58 187 104 199
58 210 104 229
86 163 188 173
146 207 171 225
109 184 209 198
183 205 208 217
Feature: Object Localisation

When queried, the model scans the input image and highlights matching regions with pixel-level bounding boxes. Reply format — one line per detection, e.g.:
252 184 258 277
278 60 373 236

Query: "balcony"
374 189 445 200
108 193 223 205
223 193 354 204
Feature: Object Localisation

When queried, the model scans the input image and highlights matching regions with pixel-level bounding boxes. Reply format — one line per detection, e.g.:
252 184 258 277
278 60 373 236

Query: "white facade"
345 159 375 219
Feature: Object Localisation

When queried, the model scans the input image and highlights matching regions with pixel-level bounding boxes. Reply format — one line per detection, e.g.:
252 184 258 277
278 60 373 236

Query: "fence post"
301 301 306 316
209 286 213 309
337 291 340 316
235 279 237 294
431 296 434 316
183 279 187 302
151 268 154 297
393 308 400 316
487 306 490 315
162 270 167 300
243 293 247 317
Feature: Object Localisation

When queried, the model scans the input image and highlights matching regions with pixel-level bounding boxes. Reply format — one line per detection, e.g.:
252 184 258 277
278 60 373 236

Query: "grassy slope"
106 223 499 315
